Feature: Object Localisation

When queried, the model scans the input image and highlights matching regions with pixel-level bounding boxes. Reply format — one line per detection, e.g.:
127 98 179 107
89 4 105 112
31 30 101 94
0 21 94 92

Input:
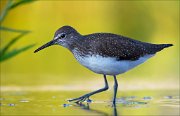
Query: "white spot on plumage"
72 49 154 75
54 34 61 40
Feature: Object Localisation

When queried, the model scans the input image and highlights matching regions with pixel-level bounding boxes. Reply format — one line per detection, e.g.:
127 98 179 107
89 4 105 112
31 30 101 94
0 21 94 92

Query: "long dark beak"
34 40 56 53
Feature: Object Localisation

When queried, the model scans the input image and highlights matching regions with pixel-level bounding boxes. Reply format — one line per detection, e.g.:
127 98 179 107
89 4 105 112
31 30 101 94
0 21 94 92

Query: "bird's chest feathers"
72 49 154 75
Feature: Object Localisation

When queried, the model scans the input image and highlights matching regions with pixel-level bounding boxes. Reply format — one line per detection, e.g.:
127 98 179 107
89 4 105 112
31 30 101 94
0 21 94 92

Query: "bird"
34 25 173 106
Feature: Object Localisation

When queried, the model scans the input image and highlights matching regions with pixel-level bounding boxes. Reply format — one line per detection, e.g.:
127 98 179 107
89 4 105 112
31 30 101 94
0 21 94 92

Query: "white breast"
72 50 154 75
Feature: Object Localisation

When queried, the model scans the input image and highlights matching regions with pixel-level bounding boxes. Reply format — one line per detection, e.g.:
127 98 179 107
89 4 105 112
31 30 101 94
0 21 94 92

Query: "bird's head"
34 25 81 53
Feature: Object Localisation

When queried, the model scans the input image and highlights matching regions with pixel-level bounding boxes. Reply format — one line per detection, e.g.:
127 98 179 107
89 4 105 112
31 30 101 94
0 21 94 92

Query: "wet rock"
63 104 71 107
164 96 173 99
8 103 15 106
86 99 92 103
143 96 152 100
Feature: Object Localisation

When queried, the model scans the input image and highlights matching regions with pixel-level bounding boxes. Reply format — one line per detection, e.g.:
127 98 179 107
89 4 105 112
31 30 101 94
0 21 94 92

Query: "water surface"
0 90 179 115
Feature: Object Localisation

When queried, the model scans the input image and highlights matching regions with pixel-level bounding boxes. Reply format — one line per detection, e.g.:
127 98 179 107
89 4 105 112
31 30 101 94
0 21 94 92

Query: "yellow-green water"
1 90 179 115
0 0 179 115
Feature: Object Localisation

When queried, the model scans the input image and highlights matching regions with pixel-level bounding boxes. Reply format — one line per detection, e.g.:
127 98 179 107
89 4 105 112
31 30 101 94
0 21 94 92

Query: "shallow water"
0 90 179 115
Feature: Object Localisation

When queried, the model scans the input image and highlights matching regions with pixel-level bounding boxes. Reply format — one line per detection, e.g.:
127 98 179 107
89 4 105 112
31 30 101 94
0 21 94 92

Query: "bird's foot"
68 94 92 103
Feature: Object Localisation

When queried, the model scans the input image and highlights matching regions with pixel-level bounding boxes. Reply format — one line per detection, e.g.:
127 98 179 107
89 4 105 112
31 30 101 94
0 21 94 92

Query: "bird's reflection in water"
73 102 118 116
64 96 150 116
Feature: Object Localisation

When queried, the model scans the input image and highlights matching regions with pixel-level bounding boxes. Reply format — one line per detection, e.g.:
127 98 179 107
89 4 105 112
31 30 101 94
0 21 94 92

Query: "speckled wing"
83 33 171 61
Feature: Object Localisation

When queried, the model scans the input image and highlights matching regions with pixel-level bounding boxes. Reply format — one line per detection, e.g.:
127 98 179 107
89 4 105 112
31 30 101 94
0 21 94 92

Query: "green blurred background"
0 0 179 89
0 1 179 115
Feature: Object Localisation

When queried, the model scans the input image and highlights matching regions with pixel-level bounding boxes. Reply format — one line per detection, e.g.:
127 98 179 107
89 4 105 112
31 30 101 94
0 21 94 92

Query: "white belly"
73 51 154 75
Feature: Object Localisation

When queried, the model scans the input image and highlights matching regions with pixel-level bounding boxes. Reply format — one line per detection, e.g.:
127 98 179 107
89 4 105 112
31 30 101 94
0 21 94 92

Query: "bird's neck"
64 36 84 52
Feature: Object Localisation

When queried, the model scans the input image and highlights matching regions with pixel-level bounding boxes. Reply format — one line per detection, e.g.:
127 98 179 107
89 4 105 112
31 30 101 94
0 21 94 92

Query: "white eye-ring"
54 33 66 40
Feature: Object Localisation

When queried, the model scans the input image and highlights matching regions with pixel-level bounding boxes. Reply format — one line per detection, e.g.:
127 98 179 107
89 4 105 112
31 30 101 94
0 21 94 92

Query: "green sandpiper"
34 25 173 106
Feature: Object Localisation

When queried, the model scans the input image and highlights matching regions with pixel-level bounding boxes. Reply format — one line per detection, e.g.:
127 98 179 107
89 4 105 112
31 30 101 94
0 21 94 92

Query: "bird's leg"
68 75 109 103
112 75 118 107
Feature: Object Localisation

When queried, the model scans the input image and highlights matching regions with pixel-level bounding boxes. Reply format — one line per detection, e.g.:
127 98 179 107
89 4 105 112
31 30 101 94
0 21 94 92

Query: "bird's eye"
54 33 66 40
60 33 66 38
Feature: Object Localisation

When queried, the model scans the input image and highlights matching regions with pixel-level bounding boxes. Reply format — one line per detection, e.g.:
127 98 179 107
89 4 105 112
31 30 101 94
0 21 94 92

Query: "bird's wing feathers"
83 33 161 61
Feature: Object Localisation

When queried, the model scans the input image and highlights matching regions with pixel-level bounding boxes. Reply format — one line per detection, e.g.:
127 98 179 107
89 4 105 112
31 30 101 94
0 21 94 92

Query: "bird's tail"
160 44 173 48
154 44 173 52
